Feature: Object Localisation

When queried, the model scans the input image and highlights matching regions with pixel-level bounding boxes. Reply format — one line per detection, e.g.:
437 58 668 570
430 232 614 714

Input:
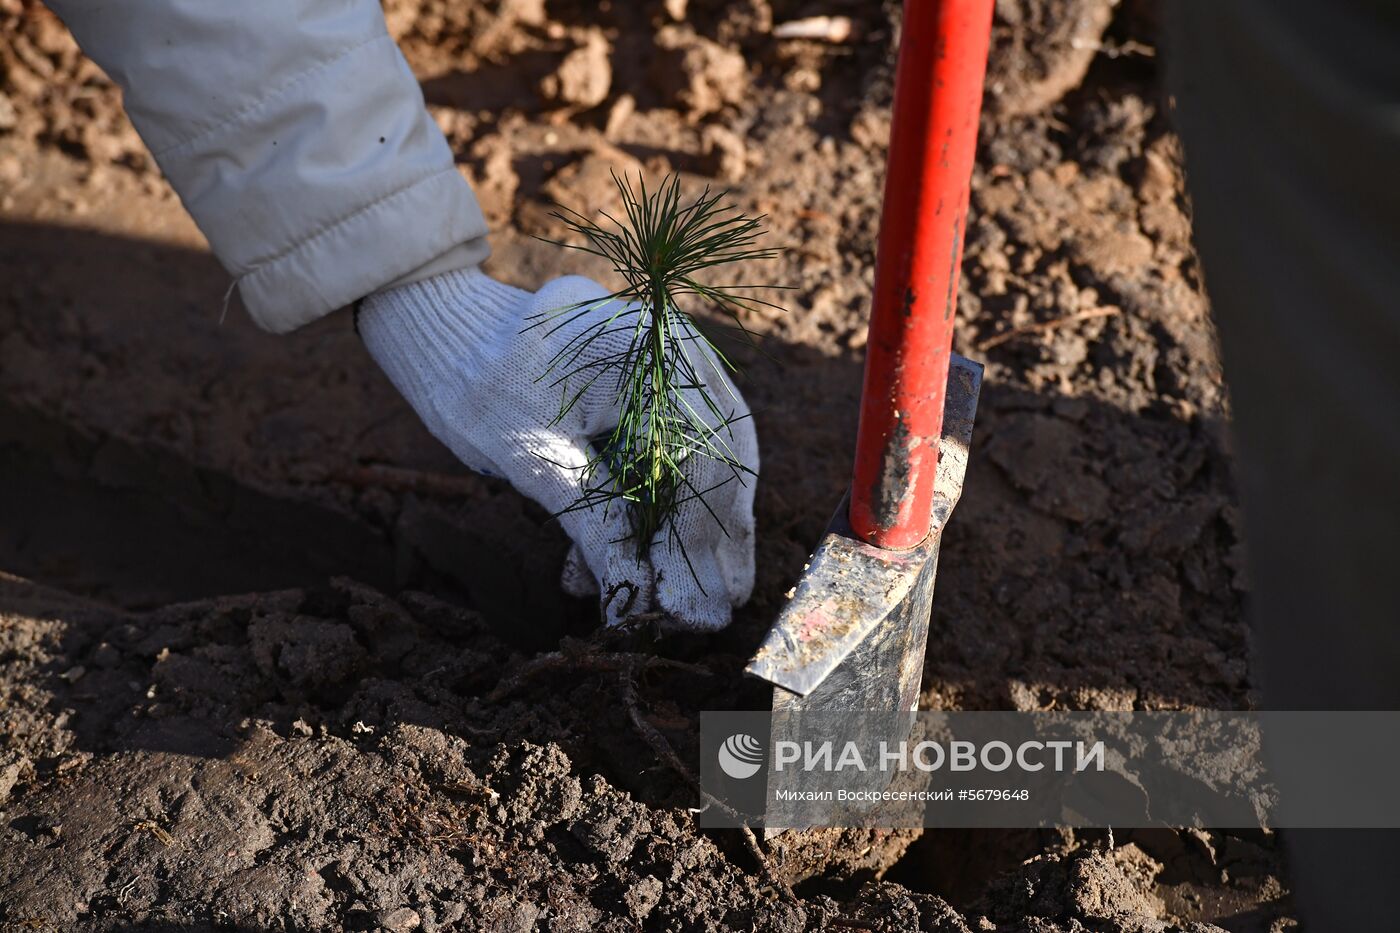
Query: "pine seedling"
529 171 785 571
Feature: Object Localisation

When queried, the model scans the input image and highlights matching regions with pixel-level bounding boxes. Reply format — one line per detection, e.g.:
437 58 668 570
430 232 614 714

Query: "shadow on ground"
0 222 1277 931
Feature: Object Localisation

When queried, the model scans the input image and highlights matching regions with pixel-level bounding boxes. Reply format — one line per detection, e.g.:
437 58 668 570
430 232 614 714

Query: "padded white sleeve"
46 0 490 332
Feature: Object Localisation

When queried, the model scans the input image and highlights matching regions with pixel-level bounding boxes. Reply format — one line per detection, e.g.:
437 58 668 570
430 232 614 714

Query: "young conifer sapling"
529 172 784 577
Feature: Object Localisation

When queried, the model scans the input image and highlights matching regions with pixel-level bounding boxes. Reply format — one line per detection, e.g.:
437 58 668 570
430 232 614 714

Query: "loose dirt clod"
540 28 611 109
700 123 749 182
986 0 1118 116
653 24 749 119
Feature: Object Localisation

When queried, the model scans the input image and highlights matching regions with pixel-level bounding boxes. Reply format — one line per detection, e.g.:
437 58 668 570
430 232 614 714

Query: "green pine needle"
529 171 787 571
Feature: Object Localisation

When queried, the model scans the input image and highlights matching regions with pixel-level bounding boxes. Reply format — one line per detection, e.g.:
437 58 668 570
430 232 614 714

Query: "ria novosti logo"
717 733 765 779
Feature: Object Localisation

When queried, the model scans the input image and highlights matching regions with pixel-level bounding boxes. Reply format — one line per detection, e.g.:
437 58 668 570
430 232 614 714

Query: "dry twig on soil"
976 305 1121 352
487 648 711 702
132 820 174 847
772 15 855 43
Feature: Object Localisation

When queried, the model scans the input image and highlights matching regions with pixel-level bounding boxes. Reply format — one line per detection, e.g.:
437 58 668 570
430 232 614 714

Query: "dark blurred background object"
1166 1 1400 928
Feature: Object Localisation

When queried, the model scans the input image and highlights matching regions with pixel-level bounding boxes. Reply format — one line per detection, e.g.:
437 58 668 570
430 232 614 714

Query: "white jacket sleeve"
46 0 490 333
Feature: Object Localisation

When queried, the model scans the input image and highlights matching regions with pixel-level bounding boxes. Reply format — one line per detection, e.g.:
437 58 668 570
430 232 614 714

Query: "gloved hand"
358 268 758 630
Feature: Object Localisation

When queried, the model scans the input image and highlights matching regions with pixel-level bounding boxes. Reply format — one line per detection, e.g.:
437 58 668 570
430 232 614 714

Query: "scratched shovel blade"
746 355 981 828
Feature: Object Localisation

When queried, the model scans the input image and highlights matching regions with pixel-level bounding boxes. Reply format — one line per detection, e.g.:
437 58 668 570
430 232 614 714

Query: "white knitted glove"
359 268 758 631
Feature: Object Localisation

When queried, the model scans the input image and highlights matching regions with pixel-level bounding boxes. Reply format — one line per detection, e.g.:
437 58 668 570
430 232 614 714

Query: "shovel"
745 0 994 758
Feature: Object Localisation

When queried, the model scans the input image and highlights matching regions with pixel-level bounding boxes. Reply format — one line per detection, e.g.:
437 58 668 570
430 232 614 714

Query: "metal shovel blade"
745 354 982 711
744 355 980 830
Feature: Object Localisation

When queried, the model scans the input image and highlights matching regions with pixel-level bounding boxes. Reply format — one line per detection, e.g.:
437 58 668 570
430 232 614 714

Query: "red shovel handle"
849 0 993 548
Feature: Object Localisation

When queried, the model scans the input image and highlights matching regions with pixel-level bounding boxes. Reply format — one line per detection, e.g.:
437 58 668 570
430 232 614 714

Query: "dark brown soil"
0 575 1250 931
1 0 1294 930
